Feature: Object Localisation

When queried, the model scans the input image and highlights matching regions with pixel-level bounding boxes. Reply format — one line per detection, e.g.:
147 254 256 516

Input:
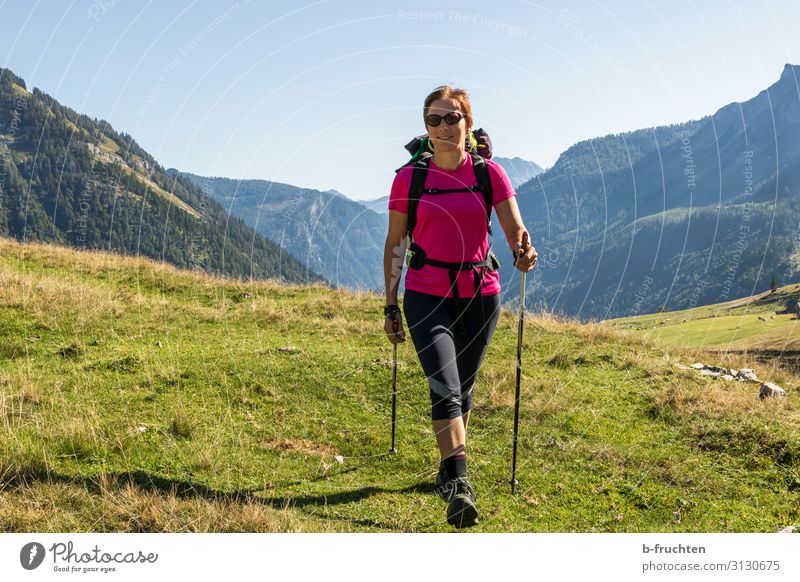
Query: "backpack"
395 128 500 345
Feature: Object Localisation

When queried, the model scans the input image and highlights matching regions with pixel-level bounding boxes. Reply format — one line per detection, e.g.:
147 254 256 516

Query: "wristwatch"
384 304 401 318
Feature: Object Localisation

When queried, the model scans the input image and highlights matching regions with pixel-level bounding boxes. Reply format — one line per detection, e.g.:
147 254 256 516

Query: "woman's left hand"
514 236 538 272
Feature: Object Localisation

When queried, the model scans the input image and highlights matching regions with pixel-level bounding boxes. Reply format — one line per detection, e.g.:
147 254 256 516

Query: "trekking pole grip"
513 231 529 266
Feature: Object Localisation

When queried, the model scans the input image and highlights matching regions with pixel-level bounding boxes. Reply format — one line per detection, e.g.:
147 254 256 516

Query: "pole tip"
389 447 397 454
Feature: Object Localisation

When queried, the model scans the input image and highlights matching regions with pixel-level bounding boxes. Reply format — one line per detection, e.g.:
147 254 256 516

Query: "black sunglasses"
425 112 464 127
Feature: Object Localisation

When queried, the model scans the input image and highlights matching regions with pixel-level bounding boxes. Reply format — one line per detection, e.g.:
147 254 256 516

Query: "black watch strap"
384 304 400 317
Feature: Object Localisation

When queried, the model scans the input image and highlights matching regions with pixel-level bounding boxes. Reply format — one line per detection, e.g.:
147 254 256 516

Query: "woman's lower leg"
433 416 465 460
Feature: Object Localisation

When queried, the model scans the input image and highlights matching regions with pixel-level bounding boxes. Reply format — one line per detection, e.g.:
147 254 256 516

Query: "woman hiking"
383 85 537 528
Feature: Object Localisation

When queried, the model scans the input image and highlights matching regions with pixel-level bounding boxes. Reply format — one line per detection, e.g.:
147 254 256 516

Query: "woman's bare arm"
384 210 408 306
495 197 537 271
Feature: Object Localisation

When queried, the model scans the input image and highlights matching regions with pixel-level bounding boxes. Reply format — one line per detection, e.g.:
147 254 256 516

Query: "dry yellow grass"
650 370 799 425
0 468 337 532
0 237 295 293
0 268 125 327
1 370 43 433
0 237 337 333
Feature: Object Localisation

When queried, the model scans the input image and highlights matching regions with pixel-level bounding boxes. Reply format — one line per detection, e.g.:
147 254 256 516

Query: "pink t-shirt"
388 154 516 298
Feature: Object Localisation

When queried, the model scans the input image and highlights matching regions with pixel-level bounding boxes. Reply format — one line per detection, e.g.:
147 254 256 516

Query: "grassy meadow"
1 237 798 532
610 285 800 372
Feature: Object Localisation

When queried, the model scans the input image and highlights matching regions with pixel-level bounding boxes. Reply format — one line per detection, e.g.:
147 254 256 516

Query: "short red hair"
423 85 473 131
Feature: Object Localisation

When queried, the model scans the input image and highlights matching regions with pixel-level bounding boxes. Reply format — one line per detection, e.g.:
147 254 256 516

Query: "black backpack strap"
406 153 431 240
471 154 493 236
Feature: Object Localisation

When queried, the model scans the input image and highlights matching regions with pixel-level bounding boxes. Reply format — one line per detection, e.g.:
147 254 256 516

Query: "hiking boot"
434 462 449 500
443 476 478 528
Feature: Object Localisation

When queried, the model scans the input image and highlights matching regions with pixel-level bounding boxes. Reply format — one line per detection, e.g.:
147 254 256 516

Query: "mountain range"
0 68 324 286
170 171 388 291
505 63 800 320
4 63 799 321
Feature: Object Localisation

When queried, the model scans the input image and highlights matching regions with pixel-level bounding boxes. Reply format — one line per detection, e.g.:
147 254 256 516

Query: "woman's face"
425 97 469 153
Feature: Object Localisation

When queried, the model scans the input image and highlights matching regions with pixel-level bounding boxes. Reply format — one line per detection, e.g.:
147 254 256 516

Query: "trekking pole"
511 231 529 494
390 317 399 454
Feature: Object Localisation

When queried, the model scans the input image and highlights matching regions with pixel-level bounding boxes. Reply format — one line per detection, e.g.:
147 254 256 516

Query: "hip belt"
406 241 500 345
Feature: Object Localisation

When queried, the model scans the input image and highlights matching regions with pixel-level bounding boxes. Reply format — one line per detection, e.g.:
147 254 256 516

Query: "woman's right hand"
384 312 406 344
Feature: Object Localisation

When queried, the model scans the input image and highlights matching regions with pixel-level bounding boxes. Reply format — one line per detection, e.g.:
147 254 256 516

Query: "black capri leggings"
402 288 501 421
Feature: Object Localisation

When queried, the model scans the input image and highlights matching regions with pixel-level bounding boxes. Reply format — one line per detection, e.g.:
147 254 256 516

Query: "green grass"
1 237 799 532
610 284 800 351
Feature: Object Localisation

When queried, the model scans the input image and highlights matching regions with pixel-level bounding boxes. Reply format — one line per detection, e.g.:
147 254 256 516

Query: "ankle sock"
443 453 467 480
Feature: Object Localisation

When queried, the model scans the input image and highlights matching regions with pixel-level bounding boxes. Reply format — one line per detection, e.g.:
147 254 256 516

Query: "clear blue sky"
2 0 799 200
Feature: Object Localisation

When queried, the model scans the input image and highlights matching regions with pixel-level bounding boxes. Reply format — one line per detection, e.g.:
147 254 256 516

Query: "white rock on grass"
691 363 705 369
700 369 721 377
759 382 787 400
721 374 734 381
736 368 758 382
